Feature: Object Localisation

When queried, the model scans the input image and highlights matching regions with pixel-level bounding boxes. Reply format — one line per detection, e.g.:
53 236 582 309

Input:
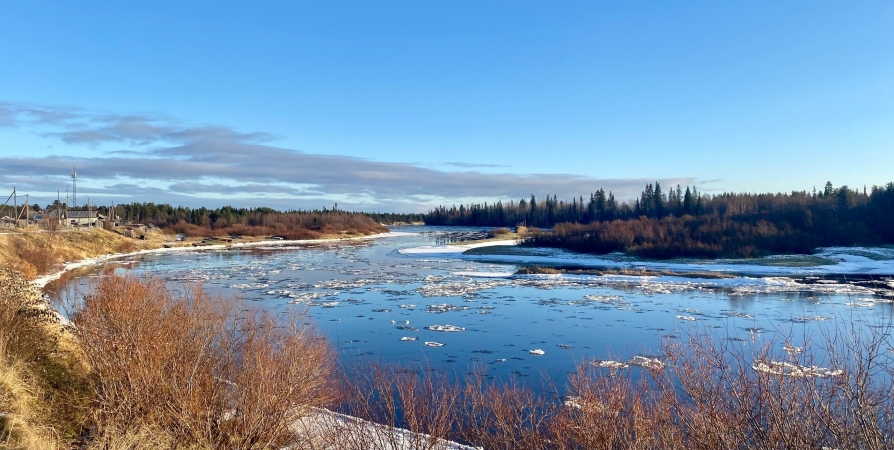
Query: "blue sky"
1 1 892 211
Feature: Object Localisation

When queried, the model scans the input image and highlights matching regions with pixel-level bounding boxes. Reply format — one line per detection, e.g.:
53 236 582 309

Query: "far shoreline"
32 230 413 289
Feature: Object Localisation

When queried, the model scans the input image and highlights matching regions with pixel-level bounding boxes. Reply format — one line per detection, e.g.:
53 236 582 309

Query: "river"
46 226 894 384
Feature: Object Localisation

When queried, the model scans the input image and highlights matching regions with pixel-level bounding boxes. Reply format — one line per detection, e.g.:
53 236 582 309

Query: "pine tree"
683 187 693 216
653 182 665 218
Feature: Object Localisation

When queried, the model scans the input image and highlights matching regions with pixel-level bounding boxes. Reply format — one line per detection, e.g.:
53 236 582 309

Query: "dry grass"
0 228 161 280
0 267 90 449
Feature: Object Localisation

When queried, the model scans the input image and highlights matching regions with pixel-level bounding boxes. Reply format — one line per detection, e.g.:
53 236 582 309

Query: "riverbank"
0 226 405 288
27 229 410 289
400 230 894 277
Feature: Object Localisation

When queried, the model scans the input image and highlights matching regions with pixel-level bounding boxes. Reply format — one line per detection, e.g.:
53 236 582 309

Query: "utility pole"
13 186 17 228
24 194 29 228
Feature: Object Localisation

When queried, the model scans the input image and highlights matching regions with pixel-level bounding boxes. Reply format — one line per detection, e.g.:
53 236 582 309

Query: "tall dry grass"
73 275 337 449
0 267 89 449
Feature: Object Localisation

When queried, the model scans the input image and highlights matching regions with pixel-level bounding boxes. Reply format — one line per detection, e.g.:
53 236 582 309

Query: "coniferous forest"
76 203 424 240
425 182 894 258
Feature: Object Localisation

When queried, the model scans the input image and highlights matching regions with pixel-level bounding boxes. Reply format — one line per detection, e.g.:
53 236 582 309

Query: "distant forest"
425 182 894 258
68 203 424 240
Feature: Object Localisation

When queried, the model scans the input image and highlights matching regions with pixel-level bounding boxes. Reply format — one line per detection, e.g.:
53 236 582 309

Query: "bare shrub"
113 238 138 254
321 320 894 450
487 227 511 238
73 275 337 449
16 245 56 275
545 325 894 450
320 363 462 449
458 373 557 450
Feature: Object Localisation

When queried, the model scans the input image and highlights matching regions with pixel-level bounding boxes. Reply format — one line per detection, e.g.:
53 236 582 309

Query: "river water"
47 226 894 384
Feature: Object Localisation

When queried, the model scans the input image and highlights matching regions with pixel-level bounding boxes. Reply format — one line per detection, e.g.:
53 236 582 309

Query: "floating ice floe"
400 337 418 341
529 349 546 356
495 358 507 362
628 356 665 369
724 312 754 319
426 324 466 332
591 356 665 370
557 344 573 349
676 315 697 321
391 320 410 325
752 360 843 378
231 282 271 290
426 303 469 313
783 343 803 355
583 294 624 302
288 291 341 304
416 280 511 298
793 315 833 323
399 304 416 309
314 278 379 289
591 360 629 369
425 342 445 347
314 301 339 308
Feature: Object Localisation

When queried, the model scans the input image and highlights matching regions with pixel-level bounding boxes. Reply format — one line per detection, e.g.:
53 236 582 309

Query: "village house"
44 210 102 227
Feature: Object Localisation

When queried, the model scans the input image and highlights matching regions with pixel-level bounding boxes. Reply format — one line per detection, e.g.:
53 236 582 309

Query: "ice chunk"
425 342 445 347
628 356 665 369
426 303 469 313
752 360 843 378
425 324 466 332
528 349 546 356
400 336 418 341
590 360 630 369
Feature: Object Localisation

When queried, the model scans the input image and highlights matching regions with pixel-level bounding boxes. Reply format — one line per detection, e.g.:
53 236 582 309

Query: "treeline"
429 181 894 258
425 185 699 227
88 203 398 239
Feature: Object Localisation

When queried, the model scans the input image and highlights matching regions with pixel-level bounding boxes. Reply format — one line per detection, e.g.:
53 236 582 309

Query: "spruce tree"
653 182 665 218
683 186 695 216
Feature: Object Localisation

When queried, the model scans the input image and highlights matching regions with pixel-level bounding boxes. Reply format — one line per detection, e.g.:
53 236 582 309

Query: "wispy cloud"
441 162 509 169
0 102 694 211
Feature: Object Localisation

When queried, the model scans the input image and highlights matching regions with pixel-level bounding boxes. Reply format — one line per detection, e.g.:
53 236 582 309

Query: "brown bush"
487 227 511 238
73 275 337 449
324 321 894 450
316 363 462 449
16 245 57 275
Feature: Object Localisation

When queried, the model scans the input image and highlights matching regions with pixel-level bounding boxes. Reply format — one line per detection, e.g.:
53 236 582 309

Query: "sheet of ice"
398 239 519 255
441 245 894 276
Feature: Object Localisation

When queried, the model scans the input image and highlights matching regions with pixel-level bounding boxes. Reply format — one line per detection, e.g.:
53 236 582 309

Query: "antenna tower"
71 166 78 207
